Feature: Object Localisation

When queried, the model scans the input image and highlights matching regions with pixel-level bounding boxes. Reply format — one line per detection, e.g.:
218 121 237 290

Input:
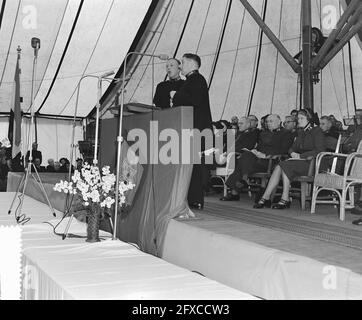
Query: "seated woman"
254 108 326 209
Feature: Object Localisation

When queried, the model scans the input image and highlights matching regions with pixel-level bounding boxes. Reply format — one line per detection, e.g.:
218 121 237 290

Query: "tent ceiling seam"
246 0 268 116
31 0 70 107
96 0 164 119
208 0 233 88
123 0 174 89
0 0 6 31
195 0 213 54
270 0 283 113
57 0 115 116
171 0 194 59
36 0 84 114
220 4 247 119
128 0 176 103
0 0 21 91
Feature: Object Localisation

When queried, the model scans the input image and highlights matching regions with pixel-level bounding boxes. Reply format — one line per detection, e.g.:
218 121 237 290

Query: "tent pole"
301 0 313 110
318 17 362 70
238 0 301 73
312 0 361 69
336 4 362 41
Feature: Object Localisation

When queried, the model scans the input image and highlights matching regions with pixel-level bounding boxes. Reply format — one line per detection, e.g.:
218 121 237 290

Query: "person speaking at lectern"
153 58 184 109
171 53 213 210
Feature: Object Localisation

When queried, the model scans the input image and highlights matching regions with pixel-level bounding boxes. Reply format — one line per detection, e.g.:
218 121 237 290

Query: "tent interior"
0 0 361 163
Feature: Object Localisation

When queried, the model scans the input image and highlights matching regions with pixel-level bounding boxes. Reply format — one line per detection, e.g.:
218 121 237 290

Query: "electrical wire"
270 0 283 113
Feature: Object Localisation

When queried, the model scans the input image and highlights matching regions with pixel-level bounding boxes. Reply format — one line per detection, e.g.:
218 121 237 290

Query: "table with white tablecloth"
0 193 257 300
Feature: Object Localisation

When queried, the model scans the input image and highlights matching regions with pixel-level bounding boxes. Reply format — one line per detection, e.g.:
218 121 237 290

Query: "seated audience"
220 114 295 201
212 121 228 153
254 108 326 209
320 116 339 151
260 114 270 131
248 115 259 132
290 109 299 119
54 161 61 172
46 159 55 172
230 116 239 125
33 158 46 172
59 158 70 173
25 142 42 166
283 115 297 133
217 117 258 165
76 158 83 171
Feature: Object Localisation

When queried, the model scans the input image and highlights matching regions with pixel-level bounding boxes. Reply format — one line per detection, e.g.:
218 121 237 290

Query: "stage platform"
0 192 255 300
162 194 362 300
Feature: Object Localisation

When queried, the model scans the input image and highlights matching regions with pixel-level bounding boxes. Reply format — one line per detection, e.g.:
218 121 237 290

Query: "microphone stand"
112 52 168 240
8 42 56 223
62 72 117 239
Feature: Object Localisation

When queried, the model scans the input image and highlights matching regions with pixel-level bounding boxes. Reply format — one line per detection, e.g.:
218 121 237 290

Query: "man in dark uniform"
172 53 213 210
153 58 184 109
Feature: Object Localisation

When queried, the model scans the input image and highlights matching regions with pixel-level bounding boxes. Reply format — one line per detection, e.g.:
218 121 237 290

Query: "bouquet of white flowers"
54 163 135 210
54 163 135 242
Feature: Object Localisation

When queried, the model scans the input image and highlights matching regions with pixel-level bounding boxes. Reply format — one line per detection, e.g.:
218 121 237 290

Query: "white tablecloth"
0 193 257 300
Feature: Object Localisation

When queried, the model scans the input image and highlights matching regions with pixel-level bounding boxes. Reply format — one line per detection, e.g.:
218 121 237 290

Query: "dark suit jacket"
230 130 258 153
257 128 295 156
289 126 326 159
153 79 185 109
172 70 212 131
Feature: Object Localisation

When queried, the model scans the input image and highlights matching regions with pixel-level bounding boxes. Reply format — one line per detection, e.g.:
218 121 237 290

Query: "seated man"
46 159 55 172
220 114 295 201
248 115 260 133
283 115 297 134
217 117 258 165
32 158 46 172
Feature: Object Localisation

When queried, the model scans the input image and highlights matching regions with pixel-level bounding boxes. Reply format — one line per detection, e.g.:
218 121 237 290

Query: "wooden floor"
182 192 362 274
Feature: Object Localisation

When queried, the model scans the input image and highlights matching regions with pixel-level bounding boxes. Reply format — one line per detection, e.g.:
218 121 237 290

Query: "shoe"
189 202 204 210
220 194 240 201
352 218 362 225
253 198 271 209
272 199 291 209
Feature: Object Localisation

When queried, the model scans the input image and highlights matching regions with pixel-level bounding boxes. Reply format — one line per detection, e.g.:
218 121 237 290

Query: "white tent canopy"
0 0 152 117
102 0 362 122
0 0 152 163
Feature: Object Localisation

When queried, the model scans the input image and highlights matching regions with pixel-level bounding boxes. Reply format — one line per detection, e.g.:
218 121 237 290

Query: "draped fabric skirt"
279 159 311 180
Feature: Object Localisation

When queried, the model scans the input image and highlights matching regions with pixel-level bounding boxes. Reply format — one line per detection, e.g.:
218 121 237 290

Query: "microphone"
31 37 40 57
157 54 169 61
141 53 169 60
101 70 115 78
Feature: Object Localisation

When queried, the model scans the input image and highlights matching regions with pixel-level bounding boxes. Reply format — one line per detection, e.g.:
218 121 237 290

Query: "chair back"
330 134 342 174
349 140 362 178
